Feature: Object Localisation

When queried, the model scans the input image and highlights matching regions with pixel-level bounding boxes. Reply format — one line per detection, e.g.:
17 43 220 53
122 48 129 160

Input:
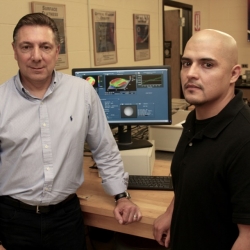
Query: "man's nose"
31 47 42 61
186 64 199 79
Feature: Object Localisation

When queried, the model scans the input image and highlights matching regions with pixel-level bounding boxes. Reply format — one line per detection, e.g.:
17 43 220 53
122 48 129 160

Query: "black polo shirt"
170 89 250 249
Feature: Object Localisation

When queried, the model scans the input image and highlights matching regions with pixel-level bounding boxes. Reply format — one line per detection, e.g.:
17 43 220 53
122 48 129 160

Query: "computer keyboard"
128 175 174 191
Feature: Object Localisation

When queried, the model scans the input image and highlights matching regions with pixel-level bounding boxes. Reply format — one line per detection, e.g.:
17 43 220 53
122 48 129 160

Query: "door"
162 0 193 99
164 10 181 99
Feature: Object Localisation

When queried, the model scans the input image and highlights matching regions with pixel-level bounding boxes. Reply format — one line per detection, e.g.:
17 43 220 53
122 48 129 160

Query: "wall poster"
133 14 150 61
31 2 68 70
91 9 117 66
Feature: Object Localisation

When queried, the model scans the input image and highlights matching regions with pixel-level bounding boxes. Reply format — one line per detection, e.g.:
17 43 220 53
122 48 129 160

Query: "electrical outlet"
242 64 248 68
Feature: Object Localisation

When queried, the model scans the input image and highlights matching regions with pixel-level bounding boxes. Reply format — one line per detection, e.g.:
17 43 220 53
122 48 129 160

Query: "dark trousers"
0 195 87 250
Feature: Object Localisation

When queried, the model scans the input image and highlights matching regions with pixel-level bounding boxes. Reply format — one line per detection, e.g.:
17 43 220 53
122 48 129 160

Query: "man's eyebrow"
181 57 191 61
19 41 52 45
19 41 32 44
199 58 216 62
181 57 216 62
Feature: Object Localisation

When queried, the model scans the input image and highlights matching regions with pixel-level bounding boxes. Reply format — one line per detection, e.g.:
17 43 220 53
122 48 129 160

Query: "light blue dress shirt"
0 71 128 206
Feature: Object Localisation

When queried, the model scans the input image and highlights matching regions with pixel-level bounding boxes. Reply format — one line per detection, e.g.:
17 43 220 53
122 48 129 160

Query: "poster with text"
92 9 117 66
31 2 68 70
133 14 150 61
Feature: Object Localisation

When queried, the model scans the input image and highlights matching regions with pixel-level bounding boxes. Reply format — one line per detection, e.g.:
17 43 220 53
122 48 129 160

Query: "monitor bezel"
72 65 172 126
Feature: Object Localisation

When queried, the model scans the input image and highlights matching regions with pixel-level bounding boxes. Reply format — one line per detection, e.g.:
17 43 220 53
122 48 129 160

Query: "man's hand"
153 211 171 248
153 197 174 248
113 198 142 225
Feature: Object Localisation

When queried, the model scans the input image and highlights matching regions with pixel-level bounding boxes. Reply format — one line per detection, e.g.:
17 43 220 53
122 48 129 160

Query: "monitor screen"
72 66 172 150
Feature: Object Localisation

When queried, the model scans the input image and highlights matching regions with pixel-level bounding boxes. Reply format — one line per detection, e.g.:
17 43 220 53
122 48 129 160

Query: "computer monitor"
72 66 172 150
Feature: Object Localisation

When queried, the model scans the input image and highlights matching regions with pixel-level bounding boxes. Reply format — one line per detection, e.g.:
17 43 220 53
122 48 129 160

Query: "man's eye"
41 45 52 52
181 61 191 67
20 45 32 52
204 63 213 68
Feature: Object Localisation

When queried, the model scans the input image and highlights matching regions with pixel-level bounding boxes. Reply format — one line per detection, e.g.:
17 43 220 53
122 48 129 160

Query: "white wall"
181 0 250 71
1 0 250 84
0 0 163 84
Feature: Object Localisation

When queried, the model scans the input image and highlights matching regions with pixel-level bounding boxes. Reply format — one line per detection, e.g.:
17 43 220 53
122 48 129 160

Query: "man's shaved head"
186 29 238 67
181 29 241 119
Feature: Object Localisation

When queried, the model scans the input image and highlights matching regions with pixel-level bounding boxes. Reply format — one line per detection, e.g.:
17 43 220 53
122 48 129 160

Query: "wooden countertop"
77 151 174 239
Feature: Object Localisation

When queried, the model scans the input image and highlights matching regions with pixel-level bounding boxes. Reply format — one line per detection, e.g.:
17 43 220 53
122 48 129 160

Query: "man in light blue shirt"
0 13 141 250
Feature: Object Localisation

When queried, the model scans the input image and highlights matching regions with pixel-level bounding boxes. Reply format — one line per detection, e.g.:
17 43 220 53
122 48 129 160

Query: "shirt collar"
183 89 245 139
14 70 57 100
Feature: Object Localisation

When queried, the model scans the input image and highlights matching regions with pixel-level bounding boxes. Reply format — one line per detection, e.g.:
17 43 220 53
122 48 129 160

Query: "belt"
0 194 76 214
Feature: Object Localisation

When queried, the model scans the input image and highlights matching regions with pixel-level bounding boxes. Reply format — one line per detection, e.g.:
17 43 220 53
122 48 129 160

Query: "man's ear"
55 44 60 59
230 64 241 84
12 42 18 61
56 44 61 54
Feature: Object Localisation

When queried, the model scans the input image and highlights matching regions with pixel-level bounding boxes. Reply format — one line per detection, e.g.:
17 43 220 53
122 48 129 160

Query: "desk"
77 151 174 240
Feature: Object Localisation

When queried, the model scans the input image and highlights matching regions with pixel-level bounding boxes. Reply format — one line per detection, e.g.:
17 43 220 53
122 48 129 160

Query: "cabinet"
120 140 155 175
149 110 189 152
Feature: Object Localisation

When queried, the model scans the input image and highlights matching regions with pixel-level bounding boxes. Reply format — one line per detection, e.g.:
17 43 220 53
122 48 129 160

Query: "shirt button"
43 123 46 127
46 167 50 171
45 145 49 149
189 142 193 146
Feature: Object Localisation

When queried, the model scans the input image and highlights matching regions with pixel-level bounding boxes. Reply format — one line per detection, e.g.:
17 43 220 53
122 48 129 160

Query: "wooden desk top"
77 151 174 239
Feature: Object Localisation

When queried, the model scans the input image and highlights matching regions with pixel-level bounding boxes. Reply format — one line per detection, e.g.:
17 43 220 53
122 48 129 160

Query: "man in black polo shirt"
153 29 250 249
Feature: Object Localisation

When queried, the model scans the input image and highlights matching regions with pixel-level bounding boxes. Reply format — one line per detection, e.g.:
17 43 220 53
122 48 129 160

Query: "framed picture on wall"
91 9 117 66
31 1 69 70
133 14 150 61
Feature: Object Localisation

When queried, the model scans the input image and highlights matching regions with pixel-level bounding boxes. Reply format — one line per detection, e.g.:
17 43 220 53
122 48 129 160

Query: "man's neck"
195 94 235 120
20 74 53 99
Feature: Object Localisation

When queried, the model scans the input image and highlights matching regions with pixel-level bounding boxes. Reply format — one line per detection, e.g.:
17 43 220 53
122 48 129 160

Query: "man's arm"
232 224 250 250
153 196 174 248
0 244 6 250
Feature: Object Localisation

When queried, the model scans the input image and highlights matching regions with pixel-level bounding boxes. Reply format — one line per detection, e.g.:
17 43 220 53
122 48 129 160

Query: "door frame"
162 0 193 61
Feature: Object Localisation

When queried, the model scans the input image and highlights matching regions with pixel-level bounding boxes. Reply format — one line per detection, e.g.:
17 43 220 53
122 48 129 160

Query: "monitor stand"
117 125 152 151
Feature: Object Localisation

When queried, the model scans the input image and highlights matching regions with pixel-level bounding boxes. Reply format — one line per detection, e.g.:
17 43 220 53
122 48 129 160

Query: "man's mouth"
30 66 44 70
184 83 201 90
